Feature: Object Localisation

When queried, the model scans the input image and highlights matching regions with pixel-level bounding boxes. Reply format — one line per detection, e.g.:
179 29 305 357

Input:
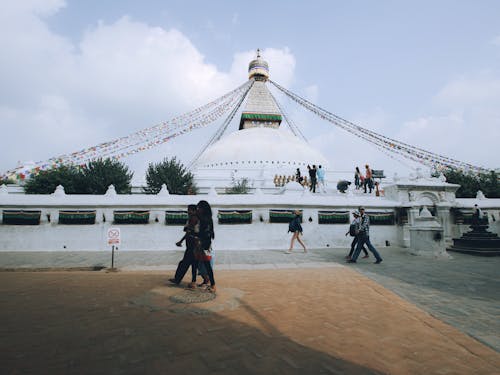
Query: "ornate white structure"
193 51 329 190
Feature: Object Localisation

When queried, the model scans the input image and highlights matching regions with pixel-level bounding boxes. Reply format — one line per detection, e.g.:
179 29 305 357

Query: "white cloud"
0 3 296 178
396 75 500 170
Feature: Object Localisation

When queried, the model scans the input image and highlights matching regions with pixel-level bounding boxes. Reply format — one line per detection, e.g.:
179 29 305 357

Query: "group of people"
285 206 383 264
345 207 383 264
354 164 375 194
295 165 326 193
168 200 217 293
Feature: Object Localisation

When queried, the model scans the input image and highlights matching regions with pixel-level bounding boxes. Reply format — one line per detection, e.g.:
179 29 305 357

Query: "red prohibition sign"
108 229 120 238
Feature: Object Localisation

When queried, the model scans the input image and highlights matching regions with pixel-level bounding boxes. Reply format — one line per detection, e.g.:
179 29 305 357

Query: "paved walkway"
1 246 499 354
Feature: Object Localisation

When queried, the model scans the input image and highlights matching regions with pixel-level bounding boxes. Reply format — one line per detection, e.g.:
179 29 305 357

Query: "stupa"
193 50 329 189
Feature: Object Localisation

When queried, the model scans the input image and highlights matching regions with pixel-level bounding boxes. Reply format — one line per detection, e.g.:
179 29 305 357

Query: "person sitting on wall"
337 180 351 193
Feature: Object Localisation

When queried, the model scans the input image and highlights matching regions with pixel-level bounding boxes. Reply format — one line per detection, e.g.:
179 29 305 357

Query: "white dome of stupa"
195 127 329 170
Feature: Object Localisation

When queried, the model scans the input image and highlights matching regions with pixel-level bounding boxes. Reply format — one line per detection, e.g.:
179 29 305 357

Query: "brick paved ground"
1 246 498 352
0 268 499 374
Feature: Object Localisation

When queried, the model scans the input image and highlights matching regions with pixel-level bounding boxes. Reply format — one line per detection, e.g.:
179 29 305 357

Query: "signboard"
107 228 121 245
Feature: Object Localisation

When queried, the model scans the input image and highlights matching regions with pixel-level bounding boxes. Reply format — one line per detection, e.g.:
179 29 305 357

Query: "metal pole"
111 245 115 269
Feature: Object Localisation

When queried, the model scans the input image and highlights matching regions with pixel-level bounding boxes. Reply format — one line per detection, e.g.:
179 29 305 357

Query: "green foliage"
144 157 197 195
81 159 133 194
23 158 133 194
226 177 250 194
437 168 500 198
24 165 84 194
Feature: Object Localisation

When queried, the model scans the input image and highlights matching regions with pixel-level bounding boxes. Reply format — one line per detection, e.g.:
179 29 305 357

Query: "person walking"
317 165 326 193
169 204 199 287
286 210 307 253
347 207 383 264
345 211 368 260
354 166 361 190
195 200 217 293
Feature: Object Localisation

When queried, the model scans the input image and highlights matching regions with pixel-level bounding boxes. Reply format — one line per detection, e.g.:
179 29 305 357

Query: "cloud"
0 3 296 178
395 75 500 170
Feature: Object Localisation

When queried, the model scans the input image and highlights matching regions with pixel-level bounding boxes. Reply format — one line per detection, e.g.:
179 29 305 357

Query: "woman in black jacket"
196 200 216 293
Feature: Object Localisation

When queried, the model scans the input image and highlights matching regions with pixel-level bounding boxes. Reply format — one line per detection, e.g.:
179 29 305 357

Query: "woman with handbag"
196 200 216 293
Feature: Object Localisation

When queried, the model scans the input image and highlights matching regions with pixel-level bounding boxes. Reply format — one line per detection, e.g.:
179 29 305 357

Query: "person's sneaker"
346 260 357 263
168 278 178 284
374 260 383 264
344 255 351 260
362 255 369 259
284 250 292 254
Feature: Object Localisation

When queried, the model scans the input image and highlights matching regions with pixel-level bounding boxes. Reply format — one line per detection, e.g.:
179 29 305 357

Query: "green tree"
144 157 197 194
24 165 84 194
81 158 133 194
436 168 500 198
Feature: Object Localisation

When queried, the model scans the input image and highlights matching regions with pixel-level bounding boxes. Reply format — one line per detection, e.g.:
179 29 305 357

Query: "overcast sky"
1 0 499 182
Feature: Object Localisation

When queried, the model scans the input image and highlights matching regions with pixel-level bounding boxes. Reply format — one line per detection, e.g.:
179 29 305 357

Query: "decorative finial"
256 48 261 58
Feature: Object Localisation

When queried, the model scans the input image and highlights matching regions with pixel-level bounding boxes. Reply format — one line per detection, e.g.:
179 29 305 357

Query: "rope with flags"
3 80 252 181
187 79 255 170
269 80 487 174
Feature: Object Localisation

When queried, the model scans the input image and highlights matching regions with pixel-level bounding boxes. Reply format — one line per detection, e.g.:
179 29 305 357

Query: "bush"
144 157 197 195
226 177 250 194
23 158 133 194
24 165 84 194
81 159 133 194
435 168 500 198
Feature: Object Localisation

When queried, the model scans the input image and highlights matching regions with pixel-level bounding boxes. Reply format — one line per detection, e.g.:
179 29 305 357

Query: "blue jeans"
352 234 382 262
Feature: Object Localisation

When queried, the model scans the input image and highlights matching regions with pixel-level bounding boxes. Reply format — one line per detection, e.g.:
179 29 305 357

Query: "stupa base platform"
447 224 500 256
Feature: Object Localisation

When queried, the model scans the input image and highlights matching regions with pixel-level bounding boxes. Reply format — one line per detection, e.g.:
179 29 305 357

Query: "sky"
1 0 499 183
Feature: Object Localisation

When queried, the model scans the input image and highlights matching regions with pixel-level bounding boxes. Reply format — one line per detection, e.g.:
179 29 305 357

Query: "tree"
23 158 133 194
144 157 197 194
81 158 133 194
24 165 84 194
436 168 500 198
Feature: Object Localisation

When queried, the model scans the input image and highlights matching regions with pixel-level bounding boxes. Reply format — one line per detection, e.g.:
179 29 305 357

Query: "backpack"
349 223 357 237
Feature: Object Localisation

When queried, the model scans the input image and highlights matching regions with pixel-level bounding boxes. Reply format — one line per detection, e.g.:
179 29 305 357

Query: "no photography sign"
107 228 121 245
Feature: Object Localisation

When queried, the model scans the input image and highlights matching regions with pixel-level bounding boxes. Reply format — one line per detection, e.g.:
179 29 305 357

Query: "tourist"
196 200 216 293
364 164 373 193
286 210 307 253
308 165 317 193
345 211 368 260
295 168 303 184
336 180 351 193
354 166 362 189
317 165 326 193
169 204 199 287
472 204 484 226
347 207 383 264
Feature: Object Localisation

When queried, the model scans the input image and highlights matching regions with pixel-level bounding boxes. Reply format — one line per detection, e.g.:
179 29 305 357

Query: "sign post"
107 228 121 270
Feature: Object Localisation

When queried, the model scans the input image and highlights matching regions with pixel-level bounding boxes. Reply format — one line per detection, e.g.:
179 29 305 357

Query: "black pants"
348 236 368 257
173 248 197 283
310 177 317 192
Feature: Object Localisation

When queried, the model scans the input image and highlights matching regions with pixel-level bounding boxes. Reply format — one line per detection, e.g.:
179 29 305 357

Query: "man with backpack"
347 207 383 264
345 211 368 260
